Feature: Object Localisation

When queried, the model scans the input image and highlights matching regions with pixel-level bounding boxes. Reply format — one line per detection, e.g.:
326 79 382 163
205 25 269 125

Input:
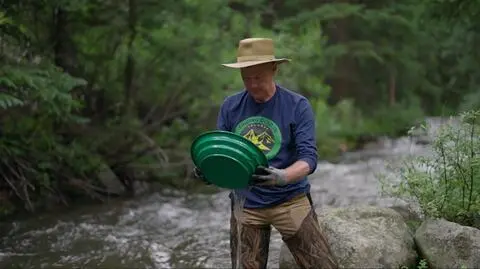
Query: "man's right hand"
193 167 211 185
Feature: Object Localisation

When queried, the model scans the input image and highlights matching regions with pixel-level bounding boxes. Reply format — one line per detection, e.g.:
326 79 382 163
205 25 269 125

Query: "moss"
406 219 423 233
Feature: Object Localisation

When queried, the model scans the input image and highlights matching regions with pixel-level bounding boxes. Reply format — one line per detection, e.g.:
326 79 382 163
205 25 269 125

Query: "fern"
0 11 13 26
0 92 24 109
0 64 87 121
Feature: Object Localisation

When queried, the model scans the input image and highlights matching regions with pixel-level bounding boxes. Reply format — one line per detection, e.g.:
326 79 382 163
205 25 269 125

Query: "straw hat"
222 38 290 69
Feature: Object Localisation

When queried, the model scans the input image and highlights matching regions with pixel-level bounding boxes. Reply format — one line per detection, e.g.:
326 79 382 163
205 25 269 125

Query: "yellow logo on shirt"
234 116 282 160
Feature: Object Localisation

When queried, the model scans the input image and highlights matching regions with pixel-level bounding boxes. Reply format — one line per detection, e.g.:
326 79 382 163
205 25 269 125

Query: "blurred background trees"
0 0 479 215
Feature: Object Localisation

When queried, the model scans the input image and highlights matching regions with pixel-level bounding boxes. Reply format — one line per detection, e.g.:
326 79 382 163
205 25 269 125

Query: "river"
0 133 434 269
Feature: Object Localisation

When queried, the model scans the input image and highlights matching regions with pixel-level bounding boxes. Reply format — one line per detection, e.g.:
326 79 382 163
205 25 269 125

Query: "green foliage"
0 61 101 211
310 97 426 159
362 98 426 136
380 110 480 228
417 259 428 269
401 257 469 269
1 0 480 216
0 92 23 108
400 259 428 269
0 64 87 121
311 98 364 158
459 90 480 112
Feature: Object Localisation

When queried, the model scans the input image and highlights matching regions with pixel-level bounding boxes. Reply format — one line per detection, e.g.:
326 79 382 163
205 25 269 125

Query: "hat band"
237 55 275 62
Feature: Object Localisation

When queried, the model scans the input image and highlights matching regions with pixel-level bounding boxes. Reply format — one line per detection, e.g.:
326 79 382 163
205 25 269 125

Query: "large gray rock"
415 219 480 269
279 206 417 269
97 163 125 195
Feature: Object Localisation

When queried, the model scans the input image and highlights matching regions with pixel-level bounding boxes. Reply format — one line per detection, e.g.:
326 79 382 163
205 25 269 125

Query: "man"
194 38 338 269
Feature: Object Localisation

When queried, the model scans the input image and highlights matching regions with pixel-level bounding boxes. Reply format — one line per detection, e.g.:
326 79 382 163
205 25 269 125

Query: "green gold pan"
190 130 268 189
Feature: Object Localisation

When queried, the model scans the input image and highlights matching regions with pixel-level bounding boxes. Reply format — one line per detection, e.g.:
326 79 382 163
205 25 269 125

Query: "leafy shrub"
311 96 425 159
362 98 426 137
0 63 103 211
380 110 480 227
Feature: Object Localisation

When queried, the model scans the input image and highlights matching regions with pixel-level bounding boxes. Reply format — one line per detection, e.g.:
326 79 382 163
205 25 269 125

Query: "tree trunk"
51 7 78 76
124 0 137 114
389 68 396 106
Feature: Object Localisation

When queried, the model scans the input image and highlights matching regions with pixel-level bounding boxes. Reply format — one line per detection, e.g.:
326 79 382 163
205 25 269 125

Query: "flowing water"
0 132 437 269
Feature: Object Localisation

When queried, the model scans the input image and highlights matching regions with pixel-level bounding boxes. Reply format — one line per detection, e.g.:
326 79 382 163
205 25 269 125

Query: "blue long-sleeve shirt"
217 84 318 208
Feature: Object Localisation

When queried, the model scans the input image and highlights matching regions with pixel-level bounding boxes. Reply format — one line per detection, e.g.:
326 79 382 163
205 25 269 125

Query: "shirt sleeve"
216 99 230 131
294 98 318 174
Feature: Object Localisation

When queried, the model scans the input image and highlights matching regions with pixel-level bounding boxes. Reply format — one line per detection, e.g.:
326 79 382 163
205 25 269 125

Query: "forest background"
0 0 479 217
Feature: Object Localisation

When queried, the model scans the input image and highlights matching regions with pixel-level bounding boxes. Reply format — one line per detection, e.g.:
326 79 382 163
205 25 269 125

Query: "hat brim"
221 58 290 69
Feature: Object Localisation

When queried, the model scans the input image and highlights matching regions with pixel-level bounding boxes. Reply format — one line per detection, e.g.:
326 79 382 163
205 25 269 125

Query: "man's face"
240 62 276 94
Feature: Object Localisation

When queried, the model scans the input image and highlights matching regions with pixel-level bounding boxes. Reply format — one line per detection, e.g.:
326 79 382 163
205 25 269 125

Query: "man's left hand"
251 166 289 186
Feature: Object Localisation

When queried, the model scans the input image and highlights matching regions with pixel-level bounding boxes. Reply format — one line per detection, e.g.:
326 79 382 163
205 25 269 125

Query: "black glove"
193 166 211 185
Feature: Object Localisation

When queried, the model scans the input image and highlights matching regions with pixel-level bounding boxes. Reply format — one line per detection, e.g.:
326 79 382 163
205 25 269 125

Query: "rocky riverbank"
279 206 480 269
1 116 476 269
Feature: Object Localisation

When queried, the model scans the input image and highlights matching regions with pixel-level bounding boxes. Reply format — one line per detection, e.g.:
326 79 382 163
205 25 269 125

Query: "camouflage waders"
229 193 338 269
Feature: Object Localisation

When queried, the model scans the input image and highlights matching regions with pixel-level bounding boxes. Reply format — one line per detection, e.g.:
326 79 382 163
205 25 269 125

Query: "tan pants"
229 193 338 269
238 194 312 239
